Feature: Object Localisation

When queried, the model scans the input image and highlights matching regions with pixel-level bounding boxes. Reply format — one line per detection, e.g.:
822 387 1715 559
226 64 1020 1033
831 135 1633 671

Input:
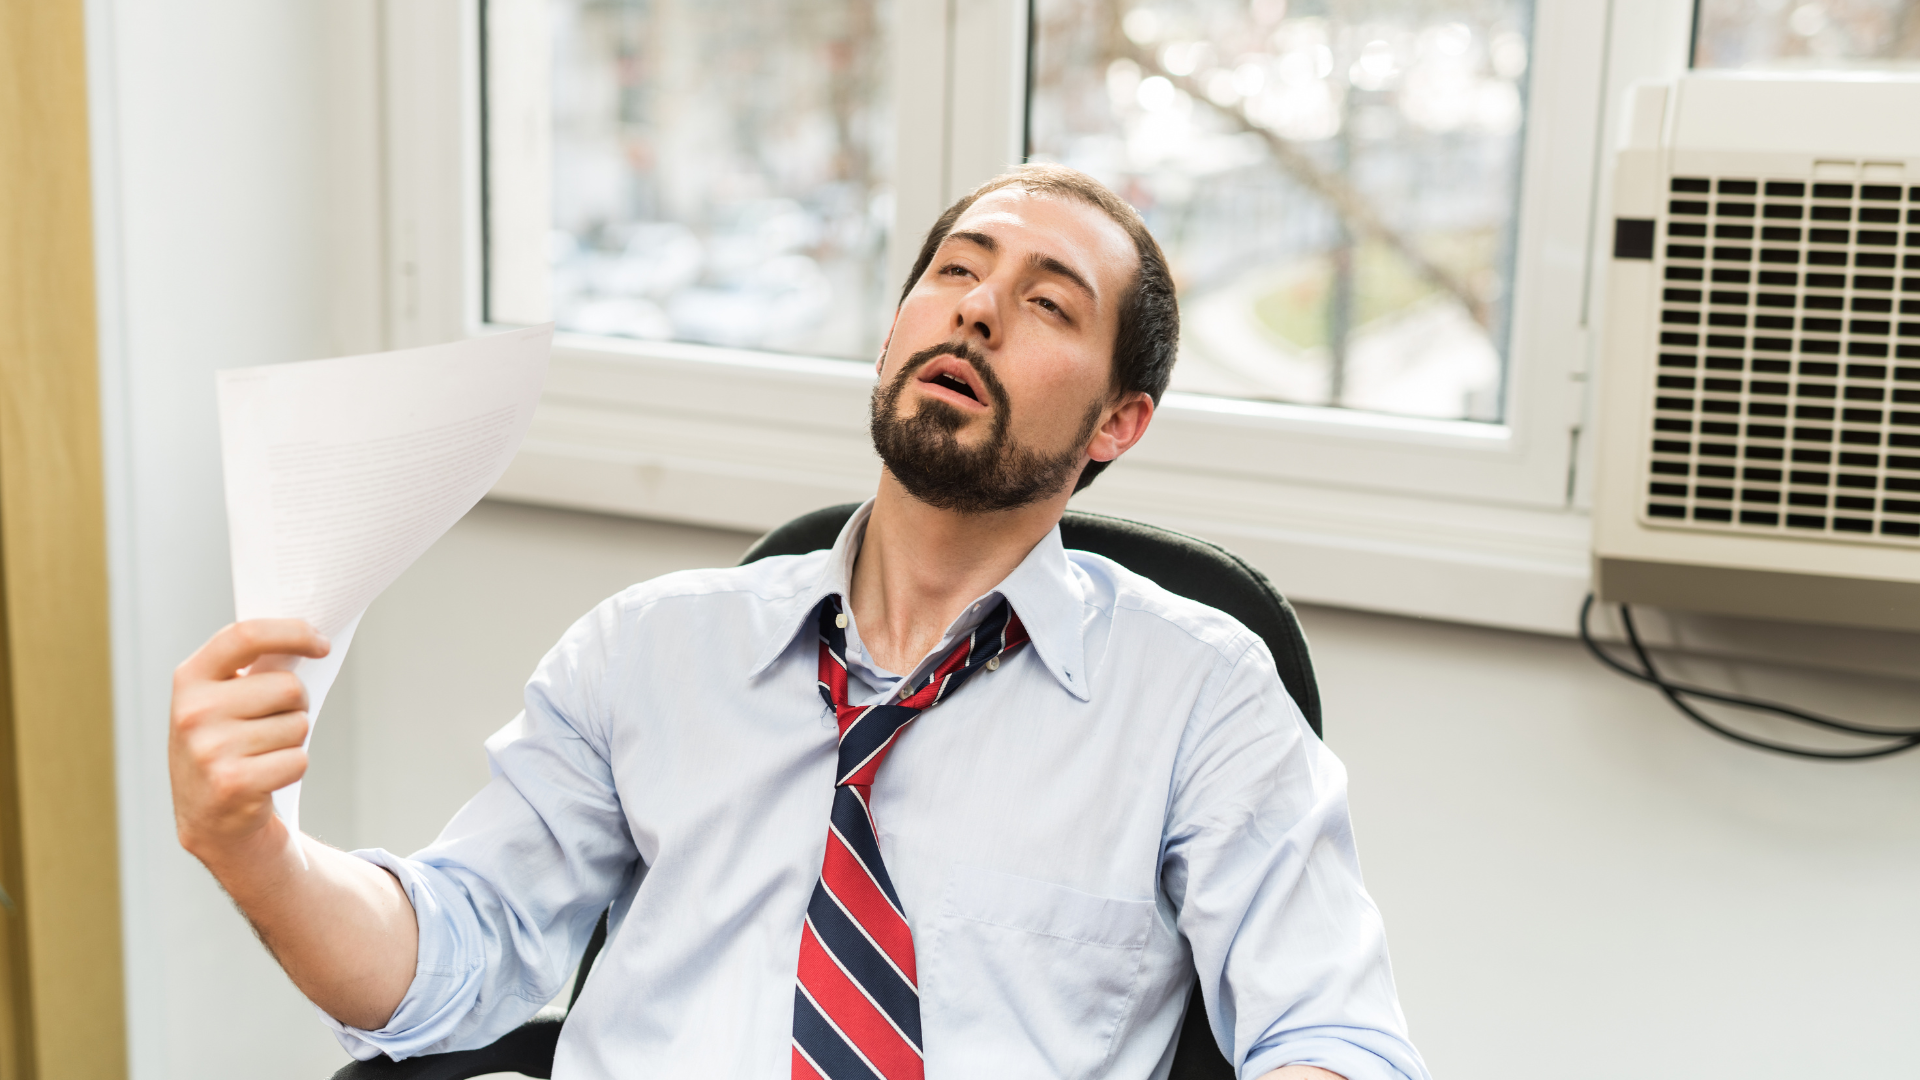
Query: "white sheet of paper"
217 325 553 837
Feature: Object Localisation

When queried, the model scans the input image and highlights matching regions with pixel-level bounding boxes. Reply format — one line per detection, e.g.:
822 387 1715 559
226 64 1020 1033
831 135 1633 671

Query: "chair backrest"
739 503 1322 736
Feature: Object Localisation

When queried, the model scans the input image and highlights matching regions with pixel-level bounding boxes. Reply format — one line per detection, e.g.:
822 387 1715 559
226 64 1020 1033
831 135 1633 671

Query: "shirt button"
835 613 848 628
985 657 1000 671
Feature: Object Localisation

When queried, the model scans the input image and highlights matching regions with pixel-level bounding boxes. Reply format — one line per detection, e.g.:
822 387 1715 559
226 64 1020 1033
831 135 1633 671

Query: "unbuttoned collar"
747 499 1091 701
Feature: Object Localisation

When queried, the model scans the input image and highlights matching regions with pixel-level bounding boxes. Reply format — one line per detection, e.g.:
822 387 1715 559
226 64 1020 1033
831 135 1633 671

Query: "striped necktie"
791 594 1029 1080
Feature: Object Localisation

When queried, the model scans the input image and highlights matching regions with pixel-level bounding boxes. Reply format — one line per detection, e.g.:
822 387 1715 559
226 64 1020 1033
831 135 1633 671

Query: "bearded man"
169 164 1430 1080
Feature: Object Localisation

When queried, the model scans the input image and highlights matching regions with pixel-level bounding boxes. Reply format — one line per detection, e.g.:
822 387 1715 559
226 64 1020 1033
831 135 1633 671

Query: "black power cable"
1579 594 1920 760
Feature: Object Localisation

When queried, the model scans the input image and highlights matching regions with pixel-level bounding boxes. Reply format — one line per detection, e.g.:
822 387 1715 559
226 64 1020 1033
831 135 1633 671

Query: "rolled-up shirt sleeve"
1162 637 1429 1080
323 595 643 1062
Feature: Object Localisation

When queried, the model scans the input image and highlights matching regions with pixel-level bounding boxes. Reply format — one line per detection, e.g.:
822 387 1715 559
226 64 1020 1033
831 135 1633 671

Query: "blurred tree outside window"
547 0 894 360
1694 0 1920 68
1029 0 1533 422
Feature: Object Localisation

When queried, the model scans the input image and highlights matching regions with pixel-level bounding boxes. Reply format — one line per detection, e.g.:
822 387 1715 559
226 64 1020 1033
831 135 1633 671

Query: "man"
171 164 1429 1080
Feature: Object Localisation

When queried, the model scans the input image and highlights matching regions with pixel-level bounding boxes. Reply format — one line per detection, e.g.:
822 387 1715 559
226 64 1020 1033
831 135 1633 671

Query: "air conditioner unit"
1592 71 1920 633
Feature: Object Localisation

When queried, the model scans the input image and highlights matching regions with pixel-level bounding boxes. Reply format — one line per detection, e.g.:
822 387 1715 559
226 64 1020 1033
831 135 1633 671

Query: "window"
517 0 894 360
428 0 1698 632
1694 0 1920 68
1029 0 1533 423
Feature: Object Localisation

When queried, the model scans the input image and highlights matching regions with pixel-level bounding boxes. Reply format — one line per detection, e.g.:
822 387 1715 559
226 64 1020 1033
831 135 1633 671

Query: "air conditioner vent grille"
1640 175 1920 544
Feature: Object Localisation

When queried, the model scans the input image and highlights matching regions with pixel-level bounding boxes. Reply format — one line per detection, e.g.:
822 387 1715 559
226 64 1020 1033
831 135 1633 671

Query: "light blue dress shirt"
326 502 1429 1080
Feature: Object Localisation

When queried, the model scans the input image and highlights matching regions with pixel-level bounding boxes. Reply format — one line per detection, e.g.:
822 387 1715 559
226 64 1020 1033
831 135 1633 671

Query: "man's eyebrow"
1028 252 1097 306
945 229 998 254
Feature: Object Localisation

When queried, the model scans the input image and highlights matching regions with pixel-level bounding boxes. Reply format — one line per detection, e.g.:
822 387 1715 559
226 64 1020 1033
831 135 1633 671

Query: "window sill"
490 334 1594 636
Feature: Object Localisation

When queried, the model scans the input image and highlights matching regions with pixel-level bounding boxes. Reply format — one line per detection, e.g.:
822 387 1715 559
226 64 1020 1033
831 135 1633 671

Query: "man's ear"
1086 392 1154 464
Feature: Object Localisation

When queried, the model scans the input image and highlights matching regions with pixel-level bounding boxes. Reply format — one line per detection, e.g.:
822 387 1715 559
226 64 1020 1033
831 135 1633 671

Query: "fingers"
178 619 330 684
213 711 311 759
174 705 309 775
191 746 309 820
225 745 310 796
172 671 307 753
207 670 308 722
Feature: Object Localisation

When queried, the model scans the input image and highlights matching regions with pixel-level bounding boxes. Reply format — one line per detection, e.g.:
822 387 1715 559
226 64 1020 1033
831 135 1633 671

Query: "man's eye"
1033 297 1060 314
939 264 971 277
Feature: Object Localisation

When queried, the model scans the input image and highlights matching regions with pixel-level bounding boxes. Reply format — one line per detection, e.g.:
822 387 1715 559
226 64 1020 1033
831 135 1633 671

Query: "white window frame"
377 0 1695 635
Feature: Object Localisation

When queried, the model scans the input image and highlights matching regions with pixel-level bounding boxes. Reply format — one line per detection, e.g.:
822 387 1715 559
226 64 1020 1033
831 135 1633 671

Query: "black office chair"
334 504 1321 1080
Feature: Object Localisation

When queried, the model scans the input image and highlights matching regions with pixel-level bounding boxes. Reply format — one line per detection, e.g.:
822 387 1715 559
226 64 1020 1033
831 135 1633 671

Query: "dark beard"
869 341 1102 514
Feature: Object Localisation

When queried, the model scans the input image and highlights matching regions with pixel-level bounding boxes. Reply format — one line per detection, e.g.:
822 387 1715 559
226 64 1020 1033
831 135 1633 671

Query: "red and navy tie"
791 594 1029 1080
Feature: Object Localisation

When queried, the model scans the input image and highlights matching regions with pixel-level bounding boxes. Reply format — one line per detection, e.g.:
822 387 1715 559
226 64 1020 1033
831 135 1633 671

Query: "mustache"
892 341 1009 412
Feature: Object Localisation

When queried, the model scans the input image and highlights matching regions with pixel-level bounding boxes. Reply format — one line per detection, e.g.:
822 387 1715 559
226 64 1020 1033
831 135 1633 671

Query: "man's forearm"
171 620 420 1030
197 817 419 1030
1259 1067 1345 1080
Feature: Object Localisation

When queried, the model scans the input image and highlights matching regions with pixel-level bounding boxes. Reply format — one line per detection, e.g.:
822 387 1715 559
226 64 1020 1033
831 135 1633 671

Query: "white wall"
1320 609 1920 1078
88 2 383 1076
322 499 1920 1080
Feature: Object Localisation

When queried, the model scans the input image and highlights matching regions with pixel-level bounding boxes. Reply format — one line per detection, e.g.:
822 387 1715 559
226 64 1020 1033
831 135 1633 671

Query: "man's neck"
848 472 1069 675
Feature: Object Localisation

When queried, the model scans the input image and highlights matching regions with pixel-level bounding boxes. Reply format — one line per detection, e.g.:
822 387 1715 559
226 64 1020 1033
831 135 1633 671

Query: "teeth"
933 373 978 401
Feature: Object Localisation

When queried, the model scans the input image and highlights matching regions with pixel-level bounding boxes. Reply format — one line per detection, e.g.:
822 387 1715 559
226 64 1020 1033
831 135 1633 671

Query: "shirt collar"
747 499 1091 702
747 502 871 682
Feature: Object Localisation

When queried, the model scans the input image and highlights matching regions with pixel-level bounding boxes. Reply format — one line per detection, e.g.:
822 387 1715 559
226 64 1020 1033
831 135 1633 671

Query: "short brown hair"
897 164 1179 492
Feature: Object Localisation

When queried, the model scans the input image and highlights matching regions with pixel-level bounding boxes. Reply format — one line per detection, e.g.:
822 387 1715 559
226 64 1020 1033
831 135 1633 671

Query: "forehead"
946 188 1138 297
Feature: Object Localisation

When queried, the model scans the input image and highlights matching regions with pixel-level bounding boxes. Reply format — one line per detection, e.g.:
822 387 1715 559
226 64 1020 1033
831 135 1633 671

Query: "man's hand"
170 619 329 866
169 619 420 1030
1259 1067 1345 1080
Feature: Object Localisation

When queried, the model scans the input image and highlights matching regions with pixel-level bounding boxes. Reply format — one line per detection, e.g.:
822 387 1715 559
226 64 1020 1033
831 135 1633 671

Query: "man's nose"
952 279 1003 347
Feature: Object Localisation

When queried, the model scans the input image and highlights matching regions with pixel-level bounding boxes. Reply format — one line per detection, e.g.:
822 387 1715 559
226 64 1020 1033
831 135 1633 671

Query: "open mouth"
929 371 980 403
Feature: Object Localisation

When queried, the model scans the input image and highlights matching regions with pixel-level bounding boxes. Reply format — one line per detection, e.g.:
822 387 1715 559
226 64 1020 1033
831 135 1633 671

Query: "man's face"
870 188 1145 514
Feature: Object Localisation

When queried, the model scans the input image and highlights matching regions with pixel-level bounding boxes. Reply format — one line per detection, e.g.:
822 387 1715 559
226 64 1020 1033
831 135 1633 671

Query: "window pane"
542 0 893 359
1029 0 1533 422
1695 0 1920 68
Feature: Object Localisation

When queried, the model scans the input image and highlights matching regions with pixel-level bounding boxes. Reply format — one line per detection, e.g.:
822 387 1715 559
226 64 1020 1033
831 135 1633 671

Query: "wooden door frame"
0 0 130 1076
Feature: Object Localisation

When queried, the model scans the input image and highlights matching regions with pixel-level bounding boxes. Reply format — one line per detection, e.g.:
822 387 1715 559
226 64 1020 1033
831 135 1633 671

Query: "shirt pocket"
920 864 1156 1080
